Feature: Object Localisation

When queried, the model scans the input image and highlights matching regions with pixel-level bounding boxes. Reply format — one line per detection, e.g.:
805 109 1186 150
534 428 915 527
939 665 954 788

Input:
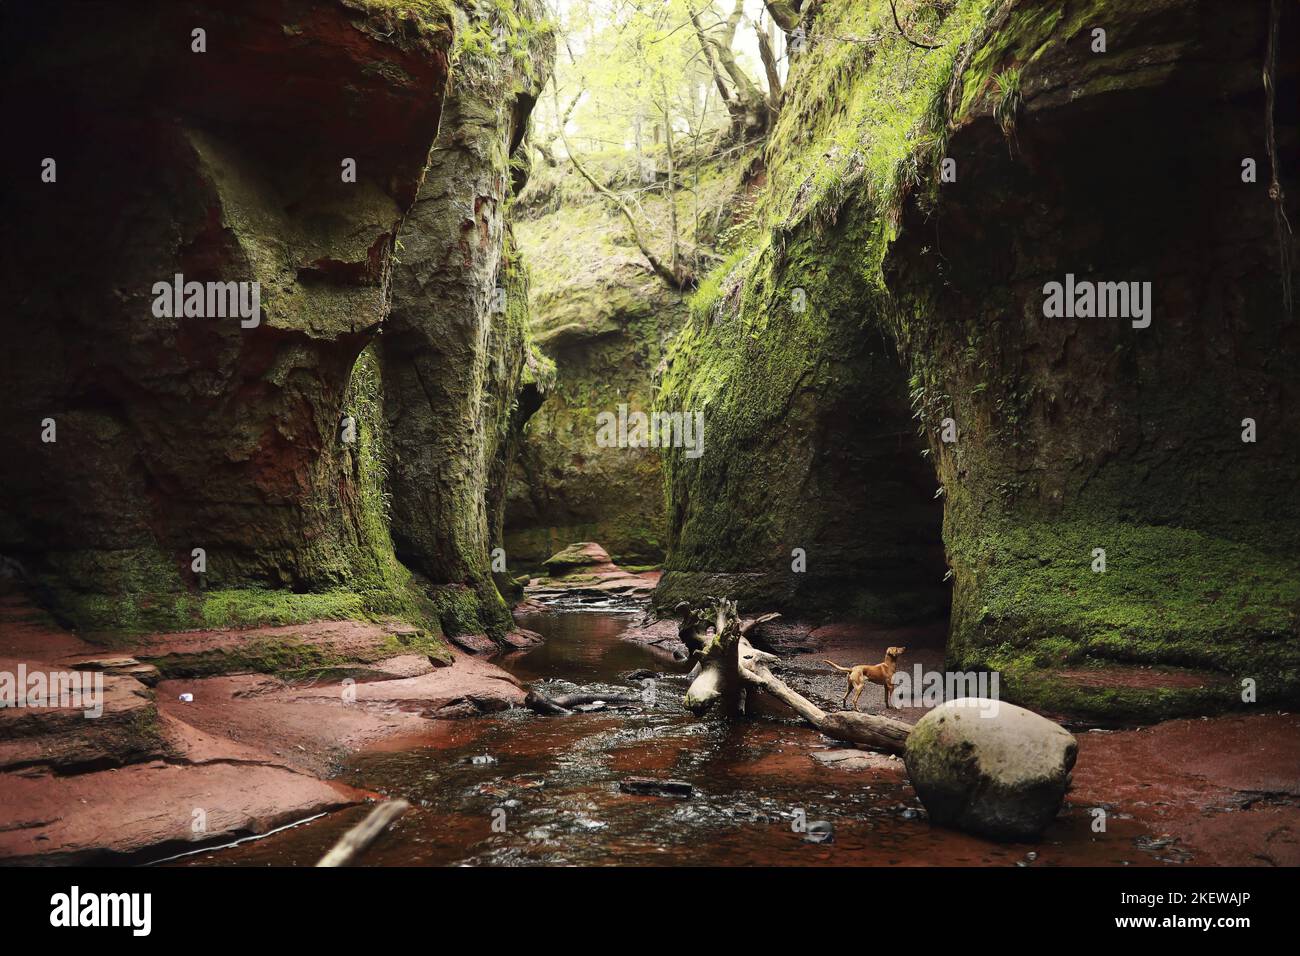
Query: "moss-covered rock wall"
655 0 1300 717
505 150 756 570
380 0 553 638
0 0 455 632
0 0 552 644
891 0 1300 717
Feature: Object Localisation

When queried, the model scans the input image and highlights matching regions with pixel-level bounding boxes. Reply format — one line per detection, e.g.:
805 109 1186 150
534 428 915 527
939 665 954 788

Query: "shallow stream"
178 610 1158 866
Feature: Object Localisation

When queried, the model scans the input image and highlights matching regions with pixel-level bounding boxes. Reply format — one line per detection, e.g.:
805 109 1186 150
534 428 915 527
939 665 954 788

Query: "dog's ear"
897 646 907 654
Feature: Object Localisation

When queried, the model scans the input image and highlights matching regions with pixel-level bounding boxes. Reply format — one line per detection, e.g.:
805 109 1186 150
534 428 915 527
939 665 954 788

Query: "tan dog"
823 647 907 710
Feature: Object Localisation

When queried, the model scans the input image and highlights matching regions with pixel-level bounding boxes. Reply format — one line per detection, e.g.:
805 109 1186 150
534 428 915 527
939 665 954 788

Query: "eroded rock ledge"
0 586 525 864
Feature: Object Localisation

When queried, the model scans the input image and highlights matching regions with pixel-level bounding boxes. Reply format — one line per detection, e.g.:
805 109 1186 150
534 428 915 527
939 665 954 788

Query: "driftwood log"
677 598 913 755
524 689 643 715
316 798 410 867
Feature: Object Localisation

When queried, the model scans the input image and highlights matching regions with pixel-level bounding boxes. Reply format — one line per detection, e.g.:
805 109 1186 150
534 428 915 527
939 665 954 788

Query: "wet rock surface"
0 760 359 865
812 750 903 773
0 588 526 862
1069 713 1300 867
620 777 694 799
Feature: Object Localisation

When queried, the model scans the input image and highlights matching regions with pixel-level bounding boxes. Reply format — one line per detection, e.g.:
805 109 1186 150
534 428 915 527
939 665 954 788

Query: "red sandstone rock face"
1071 714 1300 866
0 0 453 621
0 588 525 863
0 761 361 865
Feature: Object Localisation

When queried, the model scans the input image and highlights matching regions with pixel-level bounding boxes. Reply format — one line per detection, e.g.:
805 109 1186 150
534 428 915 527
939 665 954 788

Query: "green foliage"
752 0 986 246
539 0 745 157
992 66 1022 135
453 0 555 91
354 0 457 37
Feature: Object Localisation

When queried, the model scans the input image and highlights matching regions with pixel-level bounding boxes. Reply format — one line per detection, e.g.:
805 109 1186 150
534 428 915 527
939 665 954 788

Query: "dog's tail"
822 660 852 673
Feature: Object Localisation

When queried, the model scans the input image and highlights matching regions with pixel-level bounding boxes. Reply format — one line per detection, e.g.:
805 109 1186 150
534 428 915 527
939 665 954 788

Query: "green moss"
952 0 1115 120
948 520 1300 714
449 0 553 91
120 703 169 761
992 664 1240 726
653 0 1298 723
146 627 450 680
426 583 487 637
40 548 195 636
340 344 408 597
750 0 988 244
658 2 996 594
197 589 367 629
352 0 457 36
43 344 447 640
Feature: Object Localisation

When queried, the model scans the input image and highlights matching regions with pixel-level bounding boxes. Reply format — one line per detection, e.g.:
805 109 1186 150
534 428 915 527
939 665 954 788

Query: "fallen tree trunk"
680 598 778 716
738 637 912 753
680 598 913 754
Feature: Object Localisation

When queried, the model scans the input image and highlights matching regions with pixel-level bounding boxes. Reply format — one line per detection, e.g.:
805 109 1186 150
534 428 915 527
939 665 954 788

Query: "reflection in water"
176 610 1164 867
504 611 682 683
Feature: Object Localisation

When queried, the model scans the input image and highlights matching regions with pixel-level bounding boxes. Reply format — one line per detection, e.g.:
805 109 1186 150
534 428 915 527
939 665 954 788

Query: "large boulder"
523 542 658 608
542 542 617 577
904 698 1077 841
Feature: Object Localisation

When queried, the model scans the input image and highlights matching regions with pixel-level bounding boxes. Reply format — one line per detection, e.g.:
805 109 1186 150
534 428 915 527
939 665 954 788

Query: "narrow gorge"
0 0 1296 872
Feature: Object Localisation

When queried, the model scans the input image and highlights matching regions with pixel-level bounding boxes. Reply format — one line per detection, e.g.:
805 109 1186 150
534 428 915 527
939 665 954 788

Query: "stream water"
175 610 1160 867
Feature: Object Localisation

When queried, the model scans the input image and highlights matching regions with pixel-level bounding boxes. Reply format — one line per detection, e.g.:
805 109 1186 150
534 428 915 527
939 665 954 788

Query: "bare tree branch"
559 126 693 291
890 0 943 50
755 15 783 115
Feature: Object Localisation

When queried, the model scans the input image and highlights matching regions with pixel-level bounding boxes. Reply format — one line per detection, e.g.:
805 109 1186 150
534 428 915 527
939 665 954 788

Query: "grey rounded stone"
903 698 1077 841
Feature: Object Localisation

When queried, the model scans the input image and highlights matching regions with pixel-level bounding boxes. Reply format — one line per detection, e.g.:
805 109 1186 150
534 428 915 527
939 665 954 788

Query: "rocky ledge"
0 588 525 863
519 542 660 610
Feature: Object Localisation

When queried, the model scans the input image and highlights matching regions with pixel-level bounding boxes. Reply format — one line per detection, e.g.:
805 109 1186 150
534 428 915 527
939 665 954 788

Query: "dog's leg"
881 677 891 709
